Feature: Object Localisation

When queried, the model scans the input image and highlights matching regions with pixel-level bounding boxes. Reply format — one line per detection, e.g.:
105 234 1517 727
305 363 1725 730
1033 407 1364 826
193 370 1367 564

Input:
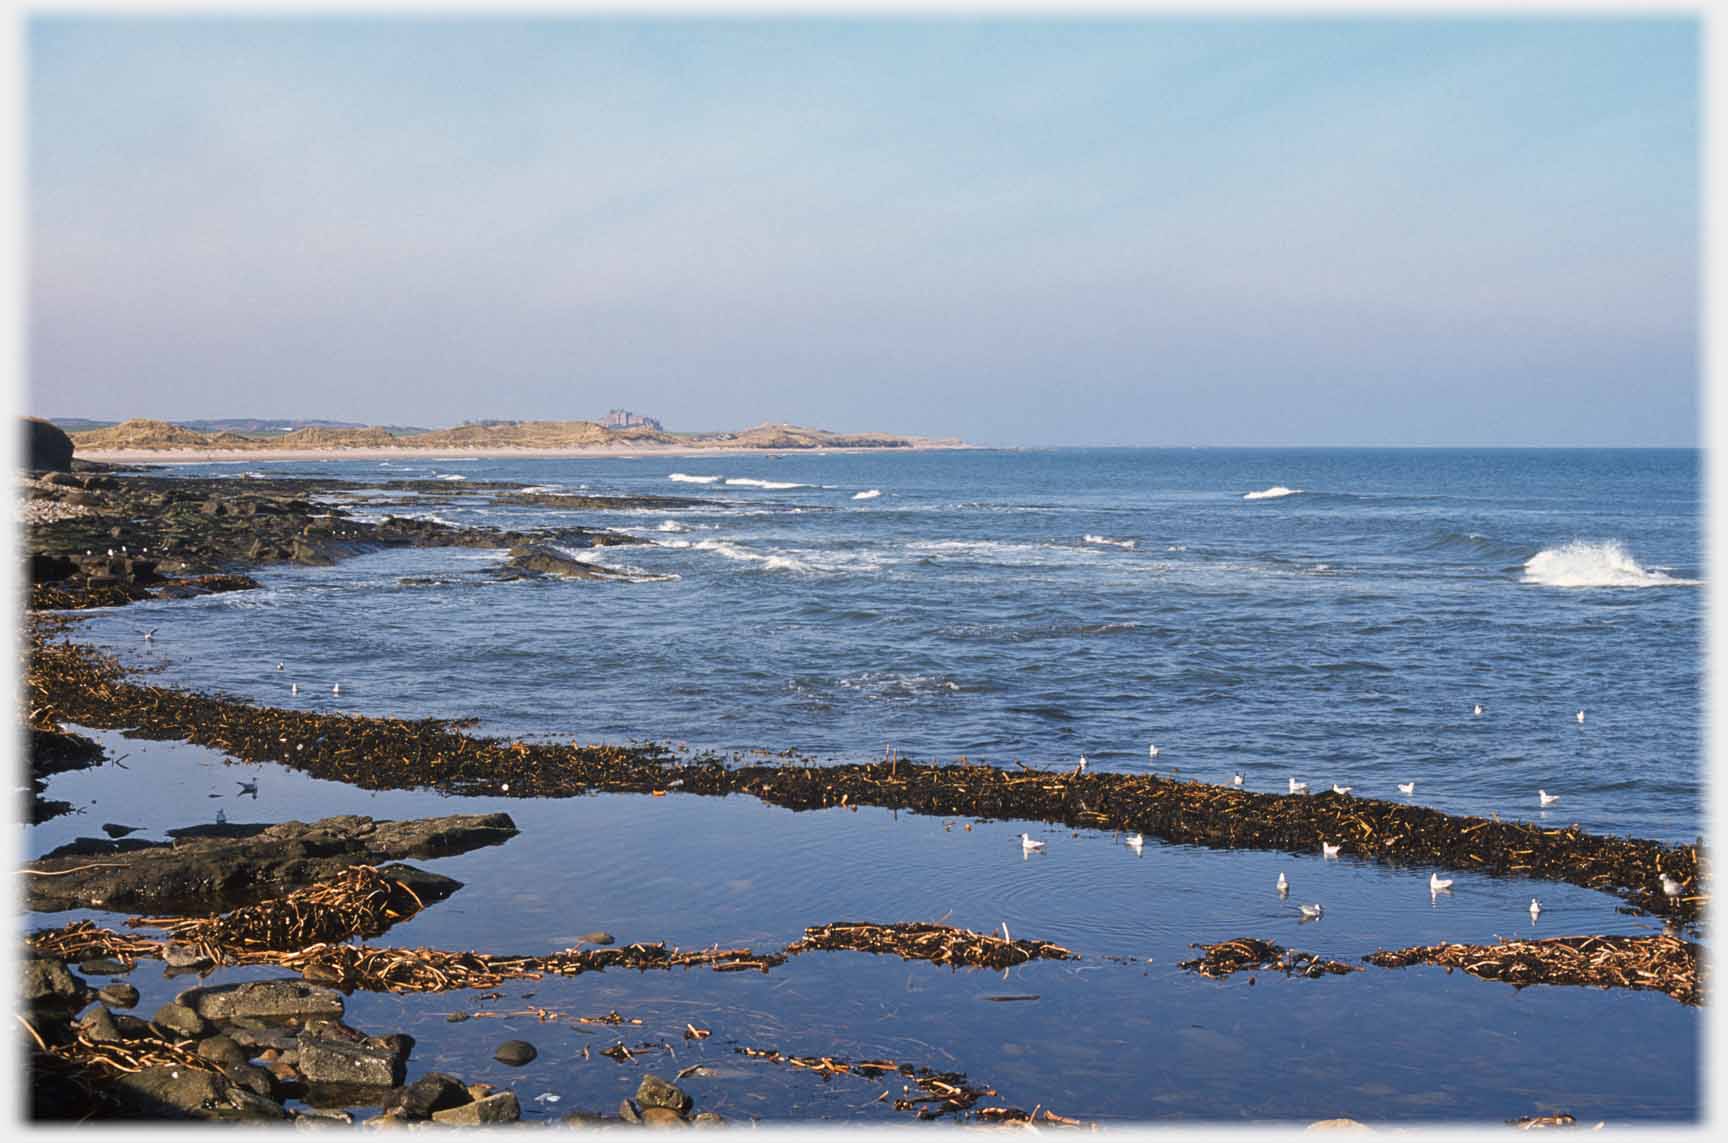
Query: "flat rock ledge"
25 812 517 914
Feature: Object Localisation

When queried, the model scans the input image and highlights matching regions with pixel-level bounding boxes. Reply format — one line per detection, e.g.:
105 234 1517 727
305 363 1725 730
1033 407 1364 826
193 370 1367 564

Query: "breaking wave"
725 477 809 490
1083 534 1136 549
853 489 882 500
1522 540 1701 588
669 473 722 484
1243 485 1301 501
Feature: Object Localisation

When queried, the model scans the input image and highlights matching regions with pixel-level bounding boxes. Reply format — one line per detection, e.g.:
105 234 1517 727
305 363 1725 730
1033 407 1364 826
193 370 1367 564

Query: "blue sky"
26 17 1698 445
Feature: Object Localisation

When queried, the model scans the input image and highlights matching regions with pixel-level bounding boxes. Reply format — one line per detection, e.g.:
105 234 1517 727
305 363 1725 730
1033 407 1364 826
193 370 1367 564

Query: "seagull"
1661 874 1685 900
1474 704 1484 717
1539 789 1560 807
1529 898 1543 921
1576 710 1586 724
106 548 114 558
1276 871 1289 894
1125 832 1144 854
1322 842 1341 858
1397 781 1416 795
1288 778 1308 794
1147 744 1160 759
1232 773 1244 786
275 662 284 672
236 780 258 797
1019 833 1046 854
332 683 341 696
501 782 510 793
1332 784 1352 796
1074 754 1087 776
142 629 156 642
290 683 299 696
1430 873 1454 893
1298 903 1324 920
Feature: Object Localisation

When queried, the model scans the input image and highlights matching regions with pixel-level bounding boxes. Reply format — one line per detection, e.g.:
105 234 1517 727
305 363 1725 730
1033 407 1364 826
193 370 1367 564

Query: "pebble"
97 982 140 1009
494 1040 538 1066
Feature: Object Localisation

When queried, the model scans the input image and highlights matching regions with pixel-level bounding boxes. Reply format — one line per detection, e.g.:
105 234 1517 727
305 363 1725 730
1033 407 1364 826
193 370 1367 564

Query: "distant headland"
53 415 968 462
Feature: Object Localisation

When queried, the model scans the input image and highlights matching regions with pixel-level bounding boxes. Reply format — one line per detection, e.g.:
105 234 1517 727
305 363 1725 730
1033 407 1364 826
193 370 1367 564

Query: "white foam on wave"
550 544 679 582
1522 540 1700 588
1083 534 1137 549
1243 485 1301 500
669 473 722 484
853 489 882 500
434 473 466 482
683 538 888 575
725 477 809 490
657 520 690 532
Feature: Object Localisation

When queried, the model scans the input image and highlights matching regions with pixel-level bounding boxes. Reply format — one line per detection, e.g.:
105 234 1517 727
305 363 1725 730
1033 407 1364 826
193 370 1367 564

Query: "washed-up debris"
1179 937 1362 980
1509 1112 1578 1128
735 1045 1086 1125
786 922 1075 968
1365 934 1700 1006
26 630 1702 922
130 866 430 951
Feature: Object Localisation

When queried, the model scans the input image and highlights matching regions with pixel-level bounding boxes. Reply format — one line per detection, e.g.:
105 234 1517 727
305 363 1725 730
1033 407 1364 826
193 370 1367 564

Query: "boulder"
296 1029 409 1087
431 1091 521 1125
98 982 141 1009
178 979 345 1022
150 1001 209 1039
25 418 74 473
636 1074 693 1114
21 956 90 1012
494 1039 537 1066
383 1072 471 1120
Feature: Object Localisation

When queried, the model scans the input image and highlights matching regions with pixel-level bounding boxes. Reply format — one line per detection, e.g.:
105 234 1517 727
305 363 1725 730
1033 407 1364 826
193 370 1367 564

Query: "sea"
35 446 1705 1125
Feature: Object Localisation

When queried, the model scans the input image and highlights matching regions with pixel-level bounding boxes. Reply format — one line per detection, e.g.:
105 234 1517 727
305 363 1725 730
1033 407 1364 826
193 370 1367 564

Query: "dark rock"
25 812 514 914
301 1081 398 1110
444 1011 470 1023
221 1062 280 1098
494 1039 537 1066
79 955 133 975
383 1072 471 1121
77 1006 125 1044
297 1031 408 1087
293 1107 354 1127
178 979 345 1022
26 418 74 472
111 1064 289 1121
642 1106 689 1127
636 1074 693 1114
212 1016 301 1053
432 1092 520 1125
162 944 214 971
98 981 141 1009
576 931 615 946
502 543 634 581
691 1111 727 1127
151 1001 209 1039
196 1034 252 1069
22 956 90 1011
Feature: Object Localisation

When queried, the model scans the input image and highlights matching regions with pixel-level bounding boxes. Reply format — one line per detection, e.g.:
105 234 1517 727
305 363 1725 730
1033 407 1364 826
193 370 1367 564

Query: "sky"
23 15 1700 447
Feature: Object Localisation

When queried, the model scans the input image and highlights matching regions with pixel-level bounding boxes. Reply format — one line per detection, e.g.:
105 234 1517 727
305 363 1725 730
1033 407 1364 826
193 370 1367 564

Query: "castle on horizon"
603 408 663 431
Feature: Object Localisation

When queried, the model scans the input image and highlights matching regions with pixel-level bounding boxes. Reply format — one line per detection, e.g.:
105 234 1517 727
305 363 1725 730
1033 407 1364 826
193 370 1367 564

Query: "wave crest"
1243 485 1300 500
1522 540 1700 588
668 473 721 484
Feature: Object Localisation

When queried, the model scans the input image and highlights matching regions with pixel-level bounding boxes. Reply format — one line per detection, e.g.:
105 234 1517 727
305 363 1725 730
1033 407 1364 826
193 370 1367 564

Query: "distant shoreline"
76 441 979 464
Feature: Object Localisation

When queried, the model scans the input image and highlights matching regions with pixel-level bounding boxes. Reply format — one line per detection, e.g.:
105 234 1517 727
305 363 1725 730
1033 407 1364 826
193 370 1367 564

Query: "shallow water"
28 729 1699 1125
34 447 1704 1123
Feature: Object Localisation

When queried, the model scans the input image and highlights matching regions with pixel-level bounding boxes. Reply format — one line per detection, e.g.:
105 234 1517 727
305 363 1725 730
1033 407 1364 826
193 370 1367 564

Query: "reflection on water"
26 729 1700 1124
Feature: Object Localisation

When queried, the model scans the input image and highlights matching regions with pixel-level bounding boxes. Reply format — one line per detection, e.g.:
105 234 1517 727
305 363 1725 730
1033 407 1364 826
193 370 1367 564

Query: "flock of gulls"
1020 708 1618 925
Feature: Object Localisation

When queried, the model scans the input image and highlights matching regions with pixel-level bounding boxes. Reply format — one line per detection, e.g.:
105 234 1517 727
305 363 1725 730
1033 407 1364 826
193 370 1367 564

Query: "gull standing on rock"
1661 874 1685 900
1020 833 1046 854
1232 773 1244 786
1288 778 1308 795
1074 755 1087 776
1332 784 1352 796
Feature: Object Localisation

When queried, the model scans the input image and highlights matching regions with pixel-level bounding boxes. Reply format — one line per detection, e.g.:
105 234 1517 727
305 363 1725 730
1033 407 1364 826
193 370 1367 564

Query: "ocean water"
78 447 1703 840
37 447 1705 1124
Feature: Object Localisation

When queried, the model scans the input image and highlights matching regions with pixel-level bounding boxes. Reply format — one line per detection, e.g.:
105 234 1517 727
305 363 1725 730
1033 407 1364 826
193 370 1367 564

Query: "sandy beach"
74 442 975 464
